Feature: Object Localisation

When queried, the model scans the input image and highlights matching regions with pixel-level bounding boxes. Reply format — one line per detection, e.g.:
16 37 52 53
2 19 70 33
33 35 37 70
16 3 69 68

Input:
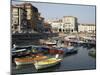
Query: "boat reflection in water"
16 64 34 70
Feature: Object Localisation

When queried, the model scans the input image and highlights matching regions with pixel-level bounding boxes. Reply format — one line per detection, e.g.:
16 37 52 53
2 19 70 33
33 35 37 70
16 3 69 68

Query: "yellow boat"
34 54 62 70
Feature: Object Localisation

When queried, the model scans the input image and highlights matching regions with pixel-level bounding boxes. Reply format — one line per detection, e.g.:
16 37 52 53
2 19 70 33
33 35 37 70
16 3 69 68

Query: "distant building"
62 16 78 32
11 5 27 33
51 22 63 33
50 16 78 33
78 24 96 33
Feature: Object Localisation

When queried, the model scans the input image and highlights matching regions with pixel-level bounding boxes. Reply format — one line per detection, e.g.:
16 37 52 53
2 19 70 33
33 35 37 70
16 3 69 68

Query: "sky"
12 0 96 24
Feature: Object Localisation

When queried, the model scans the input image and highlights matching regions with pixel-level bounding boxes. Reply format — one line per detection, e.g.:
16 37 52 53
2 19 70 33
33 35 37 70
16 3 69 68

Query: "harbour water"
12 46 96 74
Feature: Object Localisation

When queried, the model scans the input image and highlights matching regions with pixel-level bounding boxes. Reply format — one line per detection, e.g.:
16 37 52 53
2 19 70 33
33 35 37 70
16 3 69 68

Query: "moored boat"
34 54 62 70
67 46 77 54
12 46 32 58
57 46 77 55
14 55 47 66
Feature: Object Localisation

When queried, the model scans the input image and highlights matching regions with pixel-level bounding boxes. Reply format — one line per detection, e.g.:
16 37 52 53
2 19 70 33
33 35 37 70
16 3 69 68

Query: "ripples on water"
12 47 96 74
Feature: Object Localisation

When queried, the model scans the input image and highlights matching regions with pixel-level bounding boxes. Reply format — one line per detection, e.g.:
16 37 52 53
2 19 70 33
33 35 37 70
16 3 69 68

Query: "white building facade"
51 22 64 33
50 16 78 33
78 24 96 33
62 16 78 32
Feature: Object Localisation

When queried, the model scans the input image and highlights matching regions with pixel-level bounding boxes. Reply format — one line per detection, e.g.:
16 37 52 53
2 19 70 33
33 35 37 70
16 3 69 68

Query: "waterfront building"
78 24 96 33
16 3 39 33
11 5 28 33
51 22 64 33
62 16 78 32
35 17 45 32
12 3 45 33
50 16 78 33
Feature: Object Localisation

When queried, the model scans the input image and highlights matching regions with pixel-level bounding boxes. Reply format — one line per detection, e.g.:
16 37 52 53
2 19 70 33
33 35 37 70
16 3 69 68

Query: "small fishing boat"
58 46 77 55
12 46 33 63
49 47 64 55
34 54 62 70
67 46 77 54
14 55 47 66
12 46 32 58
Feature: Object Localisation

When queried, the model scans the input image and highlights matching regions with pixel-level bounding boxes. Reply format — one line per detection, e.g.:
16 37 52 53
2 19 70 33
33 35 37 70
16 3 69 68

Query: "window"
13 19 18 24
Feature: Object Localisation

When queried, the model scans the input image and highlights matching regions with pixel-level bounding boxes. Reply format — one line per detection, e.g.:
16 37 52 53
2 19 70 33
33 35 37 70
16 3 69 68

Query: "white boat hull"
34 59 61 70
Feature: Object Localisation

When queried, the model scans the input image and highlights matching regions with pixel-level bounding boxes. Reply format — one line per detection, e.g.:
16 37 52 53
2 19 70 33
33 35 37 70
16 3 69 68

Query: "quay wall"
12 33 58 45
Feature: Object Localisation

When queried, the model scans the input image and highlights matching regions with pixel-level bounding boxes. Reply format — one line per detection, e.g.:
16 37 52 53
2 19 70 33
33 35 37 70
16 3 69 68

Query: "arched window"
59 28 61 32
71 29 73 32
63 29 65 32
